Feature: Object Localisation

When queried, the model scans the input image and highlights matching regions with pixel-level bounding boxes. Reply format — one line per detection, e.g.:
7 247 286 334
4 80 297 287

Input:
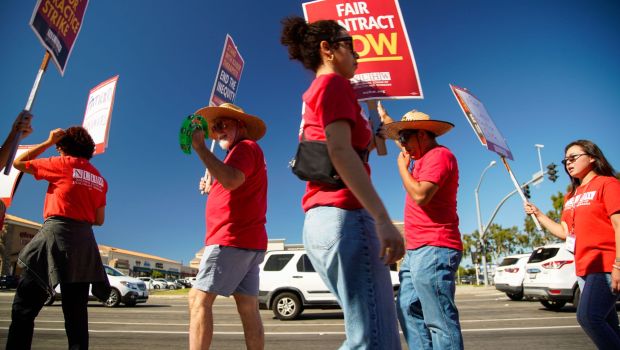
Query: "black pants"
6 273 90 350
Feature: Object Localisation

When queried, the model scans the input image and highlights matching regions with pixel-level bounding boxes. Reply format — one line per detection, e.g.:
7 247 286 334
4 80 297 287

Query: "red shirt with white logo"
404 146 462 251
205 139 268 250
561 175 620 276
300 73 372 212
26 156 107 224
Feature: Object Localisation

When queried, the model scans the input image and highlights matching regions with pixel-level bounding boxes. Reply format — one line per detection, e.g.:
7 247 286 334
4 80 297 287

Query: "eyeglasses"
398 130 418 145
331 36 356 54
561 153 588 165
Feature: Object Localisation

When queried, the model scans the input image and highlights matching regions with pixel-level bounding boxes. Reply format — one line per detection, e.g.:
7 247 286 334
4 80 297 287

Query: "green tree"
152 270 164 279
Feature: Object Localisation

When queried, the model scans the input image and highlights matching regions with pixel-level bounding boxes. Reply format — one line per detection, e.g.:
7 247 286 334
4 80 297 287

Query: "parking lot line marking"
462 325 581 332
460 316 575 323
0 325 584 335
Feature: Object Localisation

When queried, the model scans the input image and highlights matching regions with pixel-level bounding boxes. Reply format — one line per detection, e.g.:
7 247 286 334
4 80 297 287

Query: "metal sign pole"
200 140 217 195
3 51 51 174
500 157 543 231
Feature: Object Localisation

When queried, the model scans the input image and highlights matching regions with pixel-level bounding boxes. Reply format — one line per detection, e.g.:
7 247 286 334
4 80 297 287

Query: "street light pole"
475 160 496 286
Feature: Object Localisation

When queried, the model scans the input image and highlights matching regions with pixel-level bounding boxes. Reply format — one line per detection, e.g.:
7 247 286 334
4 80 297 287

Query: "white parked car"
523 243 579 310
494 253 531 300
258 250 400 320
138 277 168 290
155 278 177 289
46 265 149 307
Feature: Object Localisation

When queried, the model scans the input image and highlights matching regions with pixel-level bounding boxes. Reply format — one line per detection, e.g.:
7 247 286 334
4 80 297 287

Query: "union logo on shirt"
564 190 596 210
72 169 104 191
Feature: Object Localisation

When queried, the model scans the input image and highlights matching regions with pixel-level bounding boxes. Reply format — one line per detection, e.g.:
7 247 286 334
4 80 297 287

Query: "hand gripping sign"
4 0 90 174
450 84 542 231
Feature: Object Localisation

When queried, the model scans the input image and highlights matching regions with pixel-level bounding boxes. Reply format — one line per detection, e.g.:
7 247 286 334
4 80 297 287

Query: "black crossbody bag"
289 131 369 187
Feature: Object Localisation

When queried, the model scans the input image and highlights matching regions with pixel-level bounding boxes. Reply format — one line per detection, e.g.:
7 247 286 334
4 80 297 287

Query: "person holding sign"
281 17 404 350
1 111 33 171
380 105 464 350
524 140 620 349
6 126 110 350
188 103 267 350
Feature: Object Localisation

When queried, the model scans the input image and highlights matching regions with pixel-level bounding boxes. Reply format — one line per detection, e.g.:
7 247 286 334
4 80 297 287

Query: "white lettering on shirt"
564 190 596 210
72 168 104 191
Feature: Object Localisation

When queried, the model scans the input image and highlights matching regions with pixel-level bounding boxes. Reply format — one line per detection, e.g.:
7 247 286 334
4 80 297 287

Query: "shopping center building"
0 214 197 279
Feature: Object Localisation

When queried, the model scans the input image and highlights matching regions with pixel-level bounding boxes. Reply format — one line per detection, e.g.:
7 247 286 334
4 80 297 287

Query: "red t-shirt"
561 175 620 276
300 73 372 212
205 139 268 250
404 146 462 251
26 156 107 224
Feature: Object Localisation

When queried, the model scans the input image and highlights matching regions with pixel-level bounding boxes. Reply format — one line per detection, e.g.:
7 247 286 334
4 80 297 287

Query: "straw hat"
194 103 266 141
383 110 454 139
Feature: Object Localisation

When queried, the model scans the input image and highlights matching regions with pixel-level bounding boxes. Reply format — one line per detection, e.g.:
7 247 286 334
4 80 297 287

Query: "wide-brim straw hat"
383 110 454 139
194 103 266 141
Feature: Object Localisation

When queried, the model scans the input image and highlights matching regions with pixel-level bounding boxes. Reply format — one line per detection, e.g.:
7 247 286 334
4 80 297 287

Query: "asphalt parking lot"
0 286 607 349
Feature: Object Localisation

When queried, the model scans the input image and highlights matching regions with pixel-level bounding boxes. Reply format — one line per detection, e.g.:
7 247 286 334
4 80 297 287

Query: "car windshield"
528 248 559 263
104 266 125 277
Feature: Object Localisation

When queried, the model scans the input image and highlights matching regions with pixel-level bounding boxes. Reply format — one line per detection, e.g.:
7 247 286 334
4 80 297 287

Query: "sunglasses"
561 153 588 166
331 36 356 54
210 119 237 133
398 130 418 145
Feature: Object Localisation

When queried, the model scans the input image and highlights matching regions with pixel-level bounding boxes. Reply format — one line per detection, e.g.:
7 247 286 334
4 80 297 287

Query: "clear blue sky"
2 1 619 265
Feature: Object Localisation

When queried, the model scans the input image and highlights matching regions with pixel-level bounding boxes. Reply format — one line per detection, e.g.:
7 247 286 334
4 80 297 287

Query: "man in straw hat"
379 102 464 350
188 102 268 350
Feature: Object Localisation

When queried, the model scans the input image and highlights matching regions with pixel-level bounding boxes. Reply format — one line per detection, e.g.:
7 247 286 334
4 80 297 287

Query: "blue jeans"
576 273 620 349
303 206 401 350
397 246 463 350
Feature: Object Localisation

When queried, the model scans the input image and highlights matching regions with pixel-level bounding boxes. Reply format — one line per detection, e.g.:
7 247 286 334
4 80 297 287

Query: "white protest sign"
450 84 513 160
82 75 119 155
1 146 33 207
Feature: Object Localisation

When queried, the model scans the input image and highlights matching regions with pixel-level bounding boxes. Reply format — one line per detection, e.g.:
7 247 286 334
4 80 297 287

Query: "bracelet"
614 264 620 270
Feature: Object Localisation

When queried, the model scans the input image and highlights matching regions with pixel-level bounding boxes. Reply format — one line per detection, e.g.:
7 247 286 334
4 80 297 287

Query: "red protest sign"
209 35 244 107
29 0 89 75
303 0 422 101
82 76 119 155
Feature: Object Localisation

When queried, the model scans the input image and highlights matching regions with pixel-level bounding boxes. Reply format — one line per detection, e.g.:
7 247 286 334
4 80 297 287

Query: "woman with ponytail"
281 17 405 349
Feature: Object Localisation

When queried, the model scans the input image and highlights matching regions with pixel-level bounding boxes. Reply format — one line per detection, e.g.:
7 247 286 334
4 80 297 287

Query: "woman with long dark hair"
525 140 620 349
281 17 405 349
7 126 110 350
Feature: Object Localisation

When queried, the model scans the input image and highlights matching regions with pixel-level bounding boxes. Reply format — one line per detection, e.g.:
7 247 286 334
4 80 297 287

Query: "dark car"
0 275 19 289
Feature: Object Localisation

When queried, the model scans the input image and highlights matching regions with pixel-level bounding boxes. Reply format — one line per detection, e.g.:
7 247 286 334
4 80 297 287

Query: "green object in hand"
180 114 208 154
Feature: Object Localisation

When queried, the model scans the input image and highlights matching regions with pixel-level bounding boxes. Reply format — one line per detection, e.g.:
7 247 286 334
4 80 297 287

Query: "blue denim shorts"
193 245 265 297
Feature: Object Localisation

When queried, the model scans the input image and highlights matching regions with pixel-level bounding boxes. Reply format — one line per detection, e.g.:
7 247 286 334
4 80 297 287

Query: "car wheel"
506 292 524 301
124 299 137 307
272 292 302 320
540 300 566 311
154 285 160 289
104 288 121 307
44 293 55 306
572 287 581 310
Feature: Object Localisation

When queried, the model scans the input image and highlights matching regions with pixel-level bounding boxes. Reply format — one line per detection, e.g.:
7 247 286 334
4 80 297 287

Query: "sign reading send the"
303 0 422 101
